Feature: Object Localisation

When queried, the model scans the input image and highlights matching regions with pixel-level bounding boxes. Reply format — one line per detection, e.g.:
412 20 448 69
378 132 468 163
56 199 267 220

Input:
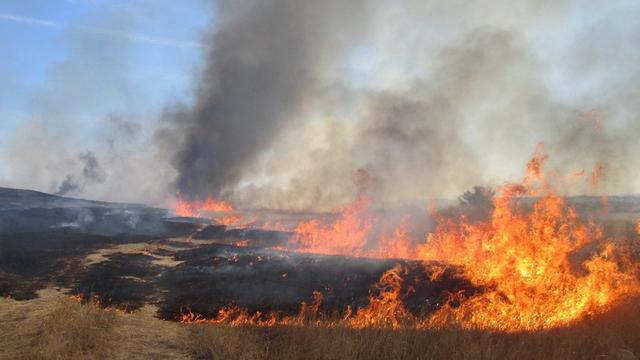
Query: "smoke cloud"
165 0 370 200
56 151 107 196
0 7 174 204
167 0 640 210
3 0 640 209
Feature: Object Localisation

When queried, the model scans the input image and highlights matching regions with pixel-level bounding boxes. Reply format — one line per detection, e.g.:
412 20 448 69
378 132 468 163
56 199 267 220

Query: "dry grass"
2 290 640 359
186 298 640 360
0 289 190 360
0 290 116 359
185 326 638 360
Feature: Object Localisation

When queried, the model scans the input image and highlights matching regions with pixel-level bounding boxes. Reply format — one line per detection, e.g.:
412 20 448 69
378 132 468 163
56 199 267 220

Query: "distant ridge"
0 187 147 211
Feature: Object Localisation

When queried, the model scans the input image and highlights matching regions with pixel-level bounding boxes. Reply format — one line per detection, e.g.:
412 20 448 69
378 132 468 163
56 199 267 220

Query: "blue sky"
0 0 211 137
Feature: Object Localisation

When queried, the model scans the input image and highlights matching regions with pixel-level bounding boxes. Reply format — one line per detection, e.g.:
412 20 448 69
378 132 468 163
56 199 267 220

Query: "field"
1 289 639 359
2 187 640 359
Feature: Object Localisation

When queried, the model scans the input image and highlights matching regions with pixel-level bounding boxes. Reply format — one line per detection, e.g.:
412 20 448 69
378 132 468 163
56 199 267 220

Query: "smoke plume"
3 1 640 209
166 0 370 200
56 151 107 196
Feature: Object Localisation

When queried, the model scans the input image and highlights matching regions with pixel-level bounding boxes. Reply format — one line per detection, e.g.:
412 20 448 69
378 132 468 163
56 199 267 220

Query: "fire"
289 196 416 259
176 146 639 332
290 196 373 257
419 147 639 331
180 291 326 327
172 196 234 217
346 265 414 329
215 215 243 226
173 198 198 217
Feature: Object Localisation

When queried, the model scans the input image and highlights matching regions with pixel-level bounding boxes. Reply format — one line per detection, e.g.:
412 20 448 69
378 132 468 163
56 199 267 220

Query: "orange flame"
288 197 416 259
290 196 373 257
172 196 234 217
346 265 414 329
419 146 639 331
180 291 326 327
177 146 639 332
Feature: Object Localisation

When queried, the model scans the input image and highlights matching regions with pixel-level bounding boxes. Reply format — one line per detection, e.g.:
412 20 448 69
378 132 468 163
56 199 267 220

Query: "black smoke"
166 0 369 200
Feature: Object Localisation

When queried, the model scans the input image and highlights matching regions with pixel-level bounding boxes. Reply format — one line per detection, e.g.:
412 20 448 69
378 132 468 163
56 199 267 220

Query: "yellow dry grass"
1 289 639 360
0 289 189 360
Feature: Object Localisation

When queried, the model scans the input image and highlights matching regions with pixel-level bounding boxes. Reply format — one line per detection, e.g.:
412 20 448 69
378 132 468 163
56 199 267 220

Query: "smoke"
104 113 141 150
55 151 107 196
56 176 81 196
3 0 640 209
0 7 174 204
165 0 370 200
185 0 640 210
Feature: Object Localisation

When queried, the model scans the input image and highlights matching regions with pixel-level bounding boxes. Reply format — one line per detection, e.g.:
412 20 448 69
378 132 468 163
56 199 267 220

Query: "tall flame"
420 146 639 330
178 146 639 332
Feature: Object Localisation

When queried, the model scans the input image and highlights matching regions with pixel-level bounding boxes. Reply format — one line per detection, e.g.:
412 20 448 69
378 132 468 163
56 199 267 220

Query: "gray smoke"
105 113 141 150
56 175 80 196
221 2 640 210
79 151 107 183
56 151 107 196
166 0 369 200
4 0 640 209
0 7 176 204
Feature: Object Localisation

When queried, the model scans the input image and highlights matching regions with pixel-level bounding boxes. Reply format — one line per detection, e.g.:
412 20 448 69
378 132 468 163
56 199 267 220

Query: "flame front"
420 148 639 330
290 196 373 257
178 147 640 332
289 196 415 259
173 196 234 217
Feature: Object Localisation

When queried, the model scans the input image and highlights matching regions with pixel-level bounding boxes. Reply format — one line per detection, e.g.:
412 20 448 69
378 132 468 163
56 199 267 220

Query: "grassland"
1 289 639 360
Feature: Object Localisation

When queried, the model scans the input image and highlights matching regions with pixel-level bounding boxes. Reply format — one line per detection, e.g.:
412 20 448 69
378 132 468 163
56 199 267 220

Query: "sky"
0 0 212 204
0 0 208 136
1 0 640 209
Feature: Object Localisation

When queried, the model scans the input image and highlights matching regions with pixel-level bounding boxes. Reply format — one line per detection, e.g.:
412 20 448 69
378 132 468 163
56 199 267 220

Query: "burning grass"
3 147 640 358
176 146 640 333
186 296 640 360
1 289 640 359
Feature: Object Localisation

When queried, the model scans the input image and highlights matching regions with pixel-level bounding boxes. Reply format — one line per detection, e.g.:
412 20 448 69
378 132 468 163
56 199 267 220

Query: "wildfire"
289 196 415 259
419 147 639 330
180 291 326 327
176 146 639 332
290 196 373 257
345 265 414 329
173 196 234 217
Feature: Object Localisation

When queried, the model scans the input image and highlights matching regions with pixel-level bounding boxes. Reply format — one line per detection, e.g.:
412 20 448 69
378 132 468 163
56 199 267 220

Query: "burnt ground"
157 244 477 320
3 187 636 321
0 187 479 320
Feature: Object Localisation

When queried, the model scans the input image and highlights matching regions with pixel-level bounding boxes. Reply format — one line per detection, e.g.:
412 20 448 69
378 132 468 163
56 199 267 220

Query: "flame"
346 265 414 329
173 198 198 217
201 198 234 213
419 146 639 331
234 240 249 247
180 291 326 327
172 196 234 217
371 218 415 260
290 196 373 257
177 146 639 332
216 215 243 226
289 196 416 259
